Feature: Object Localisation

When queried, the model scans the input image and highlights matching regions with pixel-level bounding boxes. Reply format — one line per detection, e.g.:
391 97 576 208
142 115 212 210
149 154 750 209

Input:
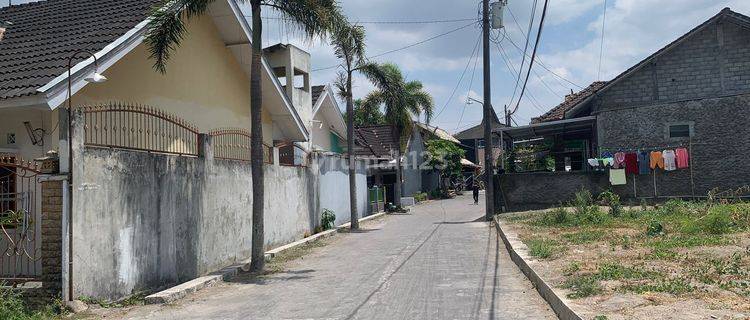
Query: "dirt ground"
500 206 750 320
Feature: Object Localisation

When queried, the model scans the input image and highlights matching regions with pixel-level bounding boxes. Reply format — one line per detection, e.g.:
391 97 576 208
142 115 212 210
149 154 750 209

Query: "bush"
413 192 428 202
702 206 734 235
598 190 623 217
321 209 336 231
646 220 664 236
0 286 57 320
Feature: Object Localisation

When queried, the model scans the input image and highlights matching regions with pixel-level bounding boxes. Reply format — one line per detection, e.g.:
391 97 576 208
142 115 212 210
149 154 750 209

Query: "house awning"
494 116 596 141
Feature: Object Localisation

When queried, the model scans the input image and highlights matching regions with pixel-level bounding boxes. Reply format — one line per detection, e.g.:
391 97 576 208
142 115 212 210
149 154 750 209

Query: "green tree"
343 99 385 126
361 63 434 207
425 139 465 190
145 0 344 272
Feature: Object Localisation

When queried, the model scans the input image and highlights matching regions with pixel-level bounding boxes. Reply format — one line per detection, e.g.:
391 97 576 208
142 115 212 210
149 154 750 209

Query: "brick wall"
40 180 62 296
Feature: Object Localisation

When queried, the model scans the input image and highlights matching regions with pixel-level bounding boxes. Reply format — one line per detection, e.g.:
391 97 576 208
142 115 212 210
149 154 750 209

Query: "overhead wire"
455 35 483 131
260 16 478 25
494 41 546 114
433 32 482 120
598 0 608 80
509 0 550 117
312 21 479 72
507 0 538 109
505 7 583 90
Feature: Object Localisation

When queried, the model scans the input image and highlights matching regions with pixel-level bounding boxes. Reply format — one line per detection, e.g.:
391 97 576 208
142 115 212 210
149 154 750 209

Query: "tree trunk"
346 70 359 229
249 1 265 272
393 126 402 207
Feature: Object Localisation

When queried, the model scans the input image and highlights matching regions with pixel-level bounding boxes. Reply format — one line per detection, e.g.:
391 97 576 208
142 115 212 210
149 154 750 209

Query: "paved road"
109 194 556 320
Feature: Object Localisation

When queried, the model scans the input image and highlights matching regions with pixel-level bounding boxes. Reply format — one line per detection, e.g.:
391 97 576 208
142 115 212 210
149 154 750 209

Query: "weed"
621 278 694 295
562 275 603 298
598 190 623 217
646 220 664 236
564 261 581 275
321 208 336 231
594 316 609 320
647 234 728 250
525 238 561 259
702 206 734 235
645 248 679 260
596 263 662 281
0 286 59 320
563 229 604 244
414 192 428 202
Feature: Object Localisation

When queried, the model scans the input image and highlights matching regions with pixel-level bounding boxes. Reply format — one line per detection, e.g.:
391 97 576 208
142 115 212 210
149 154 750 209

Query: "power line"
312 21 478 72
260 16 478 25
510 0 550 116
455 35 482 131
492 31 562 99
598 0 608 80
433 32 482 120
505 7 583 90
507 0 538 109
495 41 546 114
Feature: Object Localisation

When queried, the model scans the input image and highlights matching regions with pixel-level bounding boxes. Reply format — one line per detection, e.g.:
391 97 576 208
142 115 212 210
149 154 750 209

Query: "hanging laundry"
602 157 614 167
663 149 677 171
625 153 639 175
609 169 627 185
638 151 650 175
601 151 614 158
675 147 690 169
613 152 626 169
650 151 664 170
587 158 600 167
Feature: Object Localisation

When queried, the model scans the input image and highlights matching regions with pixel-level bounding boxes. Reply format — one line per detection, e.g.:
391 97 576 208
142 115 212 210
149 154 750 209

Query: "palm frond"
145 0 215 73
263 0 344 41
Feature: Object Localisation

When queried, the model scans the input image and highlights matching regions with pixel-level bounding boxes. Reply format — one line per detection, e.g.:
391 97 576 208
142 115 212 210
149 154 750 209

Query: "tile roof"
0 0 162 100
311 85 326 105
354 124 396 158
531 81 607 124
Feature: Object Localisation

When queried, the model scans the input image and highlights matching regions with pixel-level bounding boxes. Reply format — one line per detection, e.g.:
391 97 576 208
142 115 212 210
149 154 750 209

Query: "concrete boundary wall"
70 117 368 299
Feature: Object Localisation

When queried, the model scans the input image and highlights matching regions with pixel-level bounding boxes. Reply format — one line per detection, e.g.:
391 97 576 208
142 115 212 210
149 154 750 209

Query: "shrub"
0 286 58 320
598 190 623 217
646 220 664 236
525 238 561 259
321 209 336 231
538 206 569 226
703 206 734 235
413 192 428 202
571 189 607 225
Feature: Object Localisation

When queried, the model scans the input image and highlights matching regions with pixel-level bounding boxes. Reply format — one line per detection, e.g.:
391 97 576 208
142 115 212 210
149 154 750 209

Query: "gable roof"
414 122 460 144
454 108 506 140
531 81 607 123
354 125 396 159
311 84 346 139
311 85 325 104
562 8 750 118
0 0 162 100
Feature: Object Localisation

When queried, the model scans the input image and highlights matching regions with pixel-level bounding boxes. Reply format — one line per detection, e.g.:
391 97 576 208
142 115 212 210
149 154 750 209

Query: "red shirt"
625 153 639 175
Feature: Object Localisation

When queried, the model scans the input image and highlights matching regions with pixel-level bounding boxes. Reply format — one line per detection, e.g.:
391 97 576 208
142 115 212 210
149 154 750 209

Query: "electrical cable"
598 0 608 80
505 7 583 89
432 32 482 120
491 30 561 99
507 0 538 109
260 16 478 25
495 42 546 114
509 0 549 117
455 36 482 131
312 21 479 72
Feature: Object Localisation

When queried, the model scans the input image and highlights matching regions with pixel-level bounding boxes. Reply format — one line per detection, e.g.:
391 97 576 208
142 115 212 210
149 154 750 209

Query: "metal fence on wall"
208 128 273 163
0 157 42 282
82 103 200 156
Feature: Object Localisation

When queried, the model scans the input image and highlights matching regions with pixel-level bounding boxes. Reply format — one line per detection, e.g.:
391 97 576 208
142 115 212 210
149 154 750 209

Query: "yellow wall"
75 15 273 145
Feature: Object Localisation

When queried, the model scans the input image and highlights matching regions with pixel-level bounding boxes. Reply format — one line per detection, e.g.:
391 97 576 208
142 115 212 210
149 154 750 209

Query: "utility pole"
482 0 494 221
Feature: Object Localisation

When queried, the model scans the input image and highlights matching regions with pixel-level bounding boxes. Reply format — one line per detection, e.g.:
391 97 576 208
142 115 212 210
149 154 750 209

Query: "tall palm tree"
361 63 434 208
330 24 389 229
145 0 344 272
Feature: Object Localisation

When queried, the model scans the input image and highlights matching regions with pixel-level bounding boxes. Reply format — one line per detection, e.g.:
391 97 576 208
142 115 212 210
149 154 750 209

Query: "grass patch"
0 286 61 320
562 229 605 244
596 263 662 281
646 234 729 250
524 238 562 259
621 278 694 295
562 275 603 298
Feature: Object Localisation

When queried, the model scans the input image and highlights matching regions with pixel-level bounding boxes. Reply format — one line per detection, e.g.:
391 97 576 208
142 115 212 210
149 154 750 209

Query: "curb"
145 211 387 305
493 216 583 320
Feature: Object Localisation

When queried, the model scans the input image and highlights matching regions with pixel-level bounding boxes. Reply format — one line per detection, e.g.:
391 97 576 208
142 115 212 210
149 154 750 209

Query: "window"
0 158 17 228
667 123 693 138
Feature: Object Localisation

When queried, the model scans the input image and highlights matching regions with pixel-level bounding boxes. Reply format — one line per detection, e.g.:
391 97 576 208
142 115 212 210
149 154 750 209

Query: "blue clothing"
637 151 650 175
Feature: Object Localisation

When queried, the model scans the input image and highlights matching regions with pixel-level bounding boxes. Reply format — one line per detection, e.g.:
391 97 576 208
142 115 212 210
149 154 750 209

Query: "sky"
5 0 750 133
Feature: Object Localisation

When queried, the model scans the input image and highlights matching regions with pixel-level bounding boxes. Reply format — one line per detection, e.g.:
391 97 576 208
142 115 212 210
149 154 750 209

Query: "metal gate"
0 158 42 284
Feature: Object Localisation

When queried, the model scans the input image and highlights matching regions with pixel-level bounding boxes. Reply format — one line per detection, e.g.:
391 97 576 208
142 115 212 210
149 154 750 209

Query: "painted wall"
313 154 368 226
0 108 57 161
71 143 369 300
74 15 275 145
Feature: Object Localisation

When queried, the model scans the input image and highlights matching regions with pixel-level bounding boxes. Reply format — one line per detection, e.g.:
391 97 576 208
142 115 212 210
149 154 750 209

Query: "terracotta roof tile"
531 81 607 123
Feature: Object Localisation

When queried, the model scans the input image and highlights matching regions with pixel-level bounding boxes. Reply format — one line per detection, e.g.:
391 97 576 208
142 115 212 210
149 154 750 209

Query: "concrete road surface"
106 193 556 320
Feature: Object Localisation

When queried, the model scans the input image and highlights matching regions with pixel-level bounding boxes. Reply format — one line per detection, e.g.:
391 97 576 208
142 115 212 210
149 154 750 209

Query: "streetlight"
65 50 107 303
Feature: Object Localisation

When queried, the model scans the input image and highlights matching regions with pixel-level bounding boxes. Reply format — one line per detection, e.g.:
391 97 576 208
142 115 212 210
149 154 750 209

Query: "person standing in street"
472 180 480 205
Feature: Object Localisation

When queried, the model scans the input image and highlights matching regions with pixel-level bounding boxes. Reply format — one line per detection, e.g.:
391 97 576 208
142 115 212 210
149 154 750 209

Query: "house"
402 122 462 196
495 8 750 210
310 85 347 153
454 108 506 169
0 0 366 302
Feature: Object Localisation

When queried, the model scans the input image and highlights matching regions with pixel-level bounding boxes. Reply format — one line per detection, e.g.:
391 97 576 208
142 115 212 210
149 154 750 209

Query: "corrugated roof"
0 0 162 100
414 122 460 144
531 81 607 124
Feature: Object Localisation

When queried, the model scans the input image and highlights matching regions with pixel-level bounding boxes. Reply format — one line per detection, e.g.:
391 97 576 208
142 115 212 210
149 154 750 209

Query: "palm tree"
330 24 390 229
145 0 344 272
361 63 434 208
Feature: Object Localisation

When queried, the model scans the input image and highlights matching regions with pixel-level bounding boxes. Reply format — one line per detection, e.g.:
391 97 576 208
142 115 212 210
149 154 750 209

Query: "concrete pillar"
40 177 64 297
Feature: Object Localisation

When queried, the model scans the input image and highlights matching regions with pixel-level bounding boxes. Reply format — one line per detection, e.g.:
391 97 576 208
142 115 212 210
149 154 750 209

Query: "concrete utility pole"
482 0 495 221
